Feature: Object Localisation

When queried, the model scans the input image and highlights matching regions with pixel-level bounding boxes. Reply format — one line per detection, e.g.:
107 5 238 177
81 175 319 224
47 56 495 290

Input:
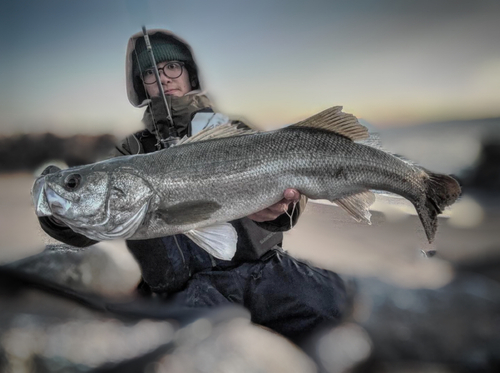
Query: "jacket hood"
125 29 204 108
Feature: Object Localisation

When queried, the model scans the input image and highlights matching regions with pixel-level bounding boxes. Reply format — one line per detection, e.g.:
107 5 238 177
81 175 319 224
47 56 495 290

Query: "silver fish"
32 106 461 260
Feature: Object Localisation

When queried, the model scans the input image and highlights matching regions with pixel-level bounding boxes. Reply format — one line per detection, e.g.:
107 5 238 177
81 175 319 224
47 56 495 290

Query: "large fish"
32 107 461 260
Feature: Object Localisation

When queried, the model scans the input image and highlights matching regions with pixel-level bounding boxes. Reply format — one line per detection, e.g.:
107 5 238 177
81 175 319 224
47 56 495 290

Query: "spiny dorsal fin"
334 190 376 224
291 106 369 141
177 123 256 145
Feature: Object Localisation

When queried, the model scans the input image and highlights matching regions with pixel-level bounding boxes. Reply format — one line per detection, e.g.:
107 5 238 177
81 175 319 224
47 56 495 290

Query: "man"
38 29 346 346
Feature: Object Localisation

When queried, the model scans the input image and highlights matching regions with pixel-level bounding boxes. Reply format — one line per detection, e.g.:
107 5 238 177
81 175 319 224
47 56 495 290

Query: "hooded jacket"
39 29 306 265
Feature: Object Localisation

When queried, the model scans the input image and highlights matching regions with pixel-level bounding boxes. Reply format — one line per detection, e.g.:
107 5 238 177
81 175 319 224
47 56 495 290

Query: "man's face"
144 61 191 98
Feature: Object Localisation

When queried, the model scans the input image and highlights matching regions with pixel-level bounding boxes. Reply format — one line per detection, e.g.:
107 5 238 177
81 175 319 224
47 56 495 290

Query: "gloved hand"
248 189 301 222
148 96 183 138
146 94 212 138
149 96 171 124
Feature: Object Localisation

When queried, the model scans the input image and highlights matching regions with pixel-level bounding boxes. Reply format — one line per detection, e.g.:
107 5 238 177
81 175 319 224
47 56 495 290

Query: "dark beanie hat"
133 34 194 77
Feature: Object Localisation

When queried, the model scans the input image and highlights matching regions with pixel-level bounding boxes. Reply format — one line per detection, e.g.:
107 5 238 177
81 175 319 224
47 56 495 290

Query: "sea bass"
32 106 461 260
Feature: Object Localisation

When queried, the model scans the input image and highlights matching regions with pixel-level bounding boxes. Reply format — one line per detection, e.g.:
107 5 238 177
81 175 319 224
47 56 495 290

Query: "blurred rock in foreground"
0 248 316 373
3 243 140 298
354 273 500 372
462 139 500 191
310 270 500 373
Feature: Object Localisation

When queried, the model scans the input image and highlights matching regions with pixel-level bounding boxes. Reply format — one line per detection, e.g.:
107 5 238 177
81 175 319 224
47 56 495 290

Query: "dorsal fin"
177 123 256 145
290 106 369 141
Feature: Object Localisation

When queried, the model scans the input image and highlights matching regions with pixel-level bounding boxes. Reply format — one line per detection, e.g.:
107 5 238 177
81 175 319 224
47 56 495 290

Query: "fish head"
32 162 156 240
36 167 110 223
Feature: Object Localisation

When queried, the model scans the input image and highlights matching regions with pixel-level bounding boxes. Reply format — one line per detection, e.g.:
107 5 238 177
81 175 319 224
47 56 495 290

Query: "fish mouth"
32 176 52 217
34 182 83 223
45 187 72 216
32 177 68 217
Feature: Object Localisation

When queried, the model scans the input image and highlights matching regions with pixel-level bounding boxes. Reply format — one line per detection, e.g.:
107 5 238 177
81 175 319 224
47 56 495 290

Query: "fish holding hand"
32 106 461 260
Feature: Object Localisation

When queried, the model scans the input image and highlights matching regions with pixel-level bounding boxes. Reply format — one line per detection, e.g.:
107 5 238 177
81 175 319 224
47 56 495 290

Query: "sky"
1 0 500 136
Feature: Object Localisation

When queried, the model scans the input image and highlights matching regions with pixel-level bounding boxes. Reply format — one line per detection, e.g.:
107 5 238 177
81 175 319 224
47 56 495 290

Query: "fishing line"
131 134 142 155
141 26 175 129
284 200 298 230
141 26 180 149
173 235 191 275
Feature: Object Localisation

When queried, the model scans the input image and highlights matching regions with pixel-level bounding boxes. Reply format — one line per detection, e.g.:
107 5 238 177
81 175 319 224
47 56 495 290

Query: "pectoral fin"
185 223 238 260
156 200 221 225
334 191 376 224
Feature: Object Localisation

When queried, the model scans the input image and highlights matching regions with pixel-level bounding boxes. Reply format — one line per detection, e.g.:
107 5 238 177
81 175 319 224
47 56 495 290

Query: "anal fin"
334 191 375 224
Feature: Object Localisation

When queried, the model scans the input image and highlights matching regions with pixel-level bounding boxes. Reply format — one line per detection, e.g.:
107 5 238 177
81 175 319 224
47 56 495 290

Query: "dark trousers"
127 236 347 345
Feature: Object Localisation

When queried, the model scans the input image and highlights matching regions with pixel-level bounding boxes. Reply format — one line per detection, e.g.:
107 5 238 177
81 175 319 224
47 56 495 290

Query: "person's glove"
149 96 171 125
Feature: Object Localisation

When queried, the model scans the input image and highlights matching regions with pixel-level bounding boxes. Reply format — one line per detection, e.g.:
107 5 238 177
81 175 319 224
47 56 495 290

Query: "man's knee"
281 254 347 319
297 269 346 323
248 254 347 339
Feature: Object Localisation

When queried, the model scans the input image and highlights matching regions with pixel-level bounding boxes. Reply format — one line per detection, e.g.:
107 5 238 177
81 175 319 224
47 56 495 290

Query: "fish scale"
124 128 424 233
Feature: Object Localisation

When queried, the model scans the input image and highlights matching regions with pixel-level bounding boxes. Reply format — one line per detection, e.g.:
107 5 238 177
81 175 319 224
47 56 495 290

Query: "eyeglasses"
143 61 185 84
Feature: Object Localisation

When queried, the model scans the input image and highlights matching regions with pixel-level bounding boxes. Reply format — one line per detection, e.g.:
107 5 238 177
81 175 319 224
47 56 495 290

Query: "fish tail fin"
416 171 461 243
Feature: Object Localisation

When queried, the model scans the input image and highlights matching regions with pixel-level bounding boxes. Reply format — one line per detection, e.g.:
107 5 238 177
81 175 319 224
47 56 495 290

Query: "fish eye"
64 174 82 190
112 187 126 198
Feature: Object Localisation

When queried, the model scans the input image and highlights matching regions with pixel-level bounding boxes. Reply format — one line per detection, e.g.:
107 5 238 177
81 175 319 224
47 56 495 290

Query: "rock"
344 273 500 372
1 248 315 373
463 140 500 191
3 243 140 297
0 266 250 373
155 319 316 373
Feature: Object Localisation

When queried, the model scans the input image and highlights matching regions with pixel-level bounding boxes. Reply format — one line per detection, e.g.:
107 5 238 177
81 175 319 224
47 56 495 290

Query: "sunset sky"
1 0 500 136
